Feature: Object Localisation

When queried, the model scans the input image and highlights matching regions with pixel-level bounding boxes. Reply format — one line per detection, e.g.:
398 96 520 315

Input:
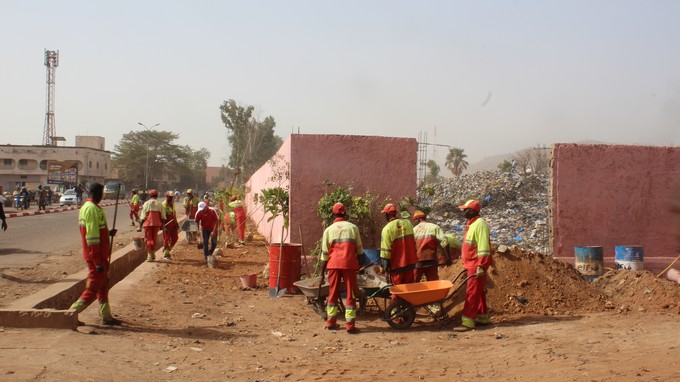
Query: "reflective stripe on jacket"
461 216 493 269
413 221 448 262
79 199 108 246
380 218 418 273
321 218 363 270
141 199 166 227
162 200 179 229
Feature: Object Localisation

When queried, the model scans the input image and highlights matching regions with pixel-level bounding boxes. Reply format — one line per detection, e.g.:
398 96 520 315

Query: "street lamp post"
138 122 160 190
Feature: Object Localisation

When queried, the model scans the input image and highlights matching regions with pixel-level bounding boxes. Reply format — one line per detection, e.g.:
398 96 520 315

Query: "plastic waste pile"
419 170 550 254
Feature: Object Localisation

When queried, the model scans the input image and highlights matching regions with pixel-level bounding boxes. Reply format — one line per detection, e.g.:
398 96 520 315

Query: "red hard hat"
332 203 346 215
230 195 238 201
413 210 426 220
149 189 159 197
381 203 397 214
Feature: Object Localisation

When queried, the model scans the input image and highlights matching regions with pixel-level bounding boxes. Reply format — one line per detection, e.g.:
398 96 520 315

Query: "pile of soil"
440 246 680 318
594 269 680 314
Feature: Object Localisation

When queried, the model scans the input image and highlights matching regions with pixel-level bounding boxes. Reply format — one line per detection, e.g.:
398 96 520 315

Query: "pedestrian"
161 191 179 260
195 201 219 264
129 189 141 226
68 183 120 325
0 199 7 231
228 195 247 245
174 189 180 201
453 199 493 332
138 189 166 262
37 185 48 211
412 210 449 282
379 203 418 291
318 203 363 333
183 189 200 219
75 184 84 206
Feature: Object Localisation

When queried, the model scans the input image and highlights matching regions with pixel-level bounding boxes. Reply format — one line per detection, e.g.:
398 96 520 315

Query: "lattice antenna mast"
43 49 59 146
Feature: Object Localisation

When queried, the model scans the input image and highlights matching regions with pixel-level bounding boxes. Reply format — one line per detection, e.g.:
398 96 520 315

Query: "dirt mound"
594 269 680 314
441 247 609 316
440 246 680 317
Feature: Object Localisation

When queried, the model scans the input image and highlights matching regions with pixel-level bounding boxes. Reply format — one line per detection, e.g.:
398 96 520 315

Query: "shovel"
268 229 287 297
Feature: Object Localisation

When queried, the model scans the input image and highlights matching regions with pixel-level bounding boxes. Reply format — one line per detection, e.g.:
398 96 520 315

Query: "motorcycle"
13 195 21 210
19 194 29 210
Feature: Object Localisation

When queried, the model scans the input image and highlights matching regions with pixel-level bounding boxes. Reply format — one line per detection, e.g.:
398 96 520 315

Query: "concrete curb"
0 226 167 330
4 202 121 219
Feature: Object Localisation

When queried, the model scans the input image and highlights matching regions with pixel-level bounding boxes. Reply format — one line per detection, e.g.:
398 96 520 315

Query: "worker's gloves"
95 264 104 273
475 266 485 277
109 229 117 237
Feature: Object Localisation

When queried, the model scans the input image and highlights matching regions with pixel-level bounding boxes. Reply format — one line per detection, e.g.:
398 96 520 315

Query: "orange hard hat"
458 199 481 212
149 189 159 197
381 203 397 214
230 195 238 201
413 210 426 220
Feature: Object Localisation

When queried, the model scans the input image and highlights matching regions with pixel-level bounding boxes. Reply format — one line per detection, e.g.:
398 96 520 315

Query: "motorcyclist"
19 187 30 209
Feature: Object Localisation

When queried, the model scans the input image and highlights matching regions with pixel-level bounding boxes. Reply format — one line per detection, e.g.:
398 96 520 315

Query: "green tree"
423 159 441 184
112 130 210 191
498 160 512 173
219 99 283 180
445 147 468 177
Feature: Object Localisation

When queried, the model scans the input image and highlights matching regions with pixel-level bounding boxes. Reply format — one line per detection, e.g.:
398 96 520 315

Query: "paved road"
0 204 137 268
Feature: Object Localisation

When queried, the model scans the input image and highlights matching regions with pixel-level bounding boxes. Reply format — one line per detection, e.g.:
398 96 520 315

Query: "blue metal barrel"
574 246 604 281
614 246 644 271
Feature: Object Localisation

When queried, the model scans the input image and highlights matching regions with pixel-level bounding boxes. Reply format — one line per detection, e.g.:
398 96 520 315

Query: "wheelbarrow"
180 219 198 244
294 276 352 319
381 270 472 330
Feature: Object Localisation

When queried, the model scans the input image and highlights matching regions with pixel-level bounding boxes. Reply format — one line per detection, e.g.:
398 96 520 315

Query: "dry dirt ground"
1 235 680 381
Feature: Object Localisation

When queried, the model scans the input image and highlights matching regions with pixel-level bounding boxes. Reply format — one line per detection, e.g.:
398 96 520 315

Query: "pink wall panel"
552 144 680 271
289 134 418 252
245 139 291 244
246 134 417 255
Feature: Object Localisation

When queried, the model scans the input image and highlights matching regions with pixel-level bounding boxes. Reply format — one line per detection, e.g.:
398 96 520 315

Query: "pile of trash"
420 170 550 253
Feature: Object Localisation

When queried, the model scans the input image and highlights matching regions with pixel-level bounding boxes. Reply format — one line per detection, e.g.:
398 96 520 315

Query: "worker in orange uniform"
129 189 141 226
228 195 247 245
139 189 166 262
318 203 363 333
69 183 121 325
161 191 179 260
412 210 449 282
379 203 418 290
183 189 200 219
454 199 493 332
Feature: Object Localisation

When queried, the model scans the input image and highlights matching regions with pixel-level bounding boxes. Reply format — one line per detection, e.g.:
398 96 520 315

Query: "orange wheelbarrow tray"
389 280 454 306
383 270 472 330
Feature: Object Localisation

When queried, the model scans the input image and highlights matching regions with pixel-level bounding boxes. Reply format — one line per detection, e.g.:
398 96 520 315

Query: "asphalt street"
0 203 136 269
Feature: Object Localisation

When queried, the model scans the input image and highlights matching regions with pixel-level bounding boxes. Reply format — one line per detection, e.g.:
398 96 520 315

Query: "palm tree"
445 147 468 177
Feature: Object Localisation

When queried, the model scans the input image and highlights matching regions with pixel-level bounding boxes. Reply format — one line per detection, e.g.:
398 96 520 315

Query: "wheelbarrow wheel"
384 299 416 330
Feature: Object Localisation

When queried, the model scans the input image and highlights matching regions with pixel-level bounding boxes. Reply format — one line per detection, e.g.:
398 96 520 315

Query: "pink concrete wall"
247 134 418 254
245 139 291 244
552 143 680 271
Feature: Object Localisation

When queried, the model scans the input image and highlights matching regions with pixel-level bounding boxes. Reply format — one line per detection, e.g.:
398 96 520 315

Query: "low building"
0 136 111 193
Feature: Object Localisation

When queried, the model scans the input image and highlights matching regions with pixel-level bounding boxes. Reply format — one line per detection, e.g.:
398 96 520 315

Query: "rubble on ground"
421 170 550 253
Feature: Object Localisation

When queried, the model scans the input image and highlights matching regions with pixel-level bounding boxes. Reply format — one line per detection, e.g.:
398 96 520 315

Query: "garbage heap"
420 170 550 254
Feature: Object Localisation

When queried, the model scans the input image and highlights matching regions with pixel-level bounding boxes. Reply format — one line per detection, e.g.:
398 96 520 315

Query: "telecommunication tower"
43 49 59 146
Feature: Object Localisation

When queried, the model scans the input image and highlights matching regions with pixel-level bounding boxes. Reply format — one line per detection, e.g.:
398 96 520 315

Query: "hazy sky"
2 1 679 168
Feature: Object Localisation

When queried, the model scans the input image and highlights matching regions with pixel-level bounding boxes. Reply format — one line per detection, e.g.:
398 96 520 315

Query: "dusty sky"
1 1 679 168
